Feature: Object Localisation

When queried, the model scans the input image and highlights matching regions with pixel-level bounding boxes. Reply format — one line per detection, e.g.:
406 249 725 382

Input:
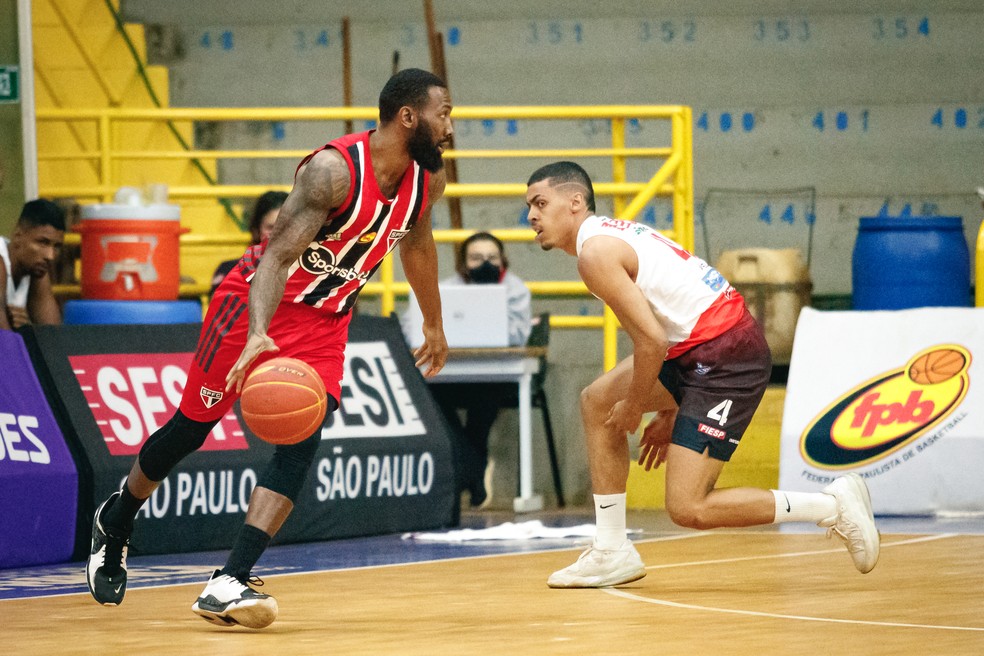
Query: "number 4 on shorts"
707 399 732 426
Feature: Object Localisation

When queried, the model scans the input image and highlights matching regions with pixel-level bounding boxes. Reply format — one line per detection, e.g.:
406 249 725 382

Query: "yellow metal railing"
38 105 693 369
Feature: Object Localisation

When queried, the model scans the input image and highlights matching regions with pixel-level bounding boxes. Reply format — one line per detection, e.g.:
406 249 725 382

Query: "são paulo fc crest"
388 229 409 250
200 386 223 408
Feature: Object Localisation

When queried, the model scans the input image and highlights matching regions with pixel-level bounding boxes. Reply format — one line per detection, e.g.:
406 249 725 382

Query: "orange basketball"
240 357 327 445
908 348 966 385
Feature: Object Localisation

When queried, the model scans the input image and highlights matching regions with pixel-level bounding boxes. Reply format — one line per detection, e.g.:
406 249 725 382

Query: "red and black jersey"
235 131 430 314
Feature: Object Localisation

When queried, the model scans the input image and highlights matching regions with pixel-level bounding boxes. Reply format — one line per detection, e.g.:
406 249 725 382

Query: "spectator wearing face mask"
431 232 532 508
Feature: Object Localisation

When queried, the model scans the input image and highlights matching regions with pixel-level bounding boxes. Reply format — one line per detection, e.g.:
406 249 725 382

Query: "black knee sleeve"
138 410 217 482
257 432 321 501
256 395 336 501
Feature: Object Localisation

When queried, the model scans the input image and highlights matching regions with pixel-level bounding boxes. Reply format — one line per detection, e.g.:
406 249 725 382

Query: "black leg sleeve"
138 410 218 482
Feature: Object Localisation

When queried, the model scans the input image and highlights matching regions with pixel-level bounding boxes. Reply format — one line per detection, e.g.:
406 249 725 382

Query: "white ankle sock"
594 493 627 549
771 490 838 524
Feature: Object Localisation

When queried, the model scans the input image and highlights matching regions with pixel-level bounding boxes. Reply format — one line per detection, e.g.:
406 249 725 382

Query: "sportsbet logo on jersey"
800 344 970 469
299 243 370 282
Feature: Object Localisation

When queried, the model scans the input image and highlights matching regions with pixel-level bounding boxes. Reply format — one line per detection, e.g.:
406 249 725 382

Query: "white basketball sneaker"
192 570 279 628
819 473 881 574
547 541 647 588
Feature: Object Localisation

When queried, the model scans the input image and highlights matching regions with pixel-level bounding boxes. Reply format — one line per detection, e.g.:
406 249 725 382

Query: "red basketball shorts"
179 276 351 423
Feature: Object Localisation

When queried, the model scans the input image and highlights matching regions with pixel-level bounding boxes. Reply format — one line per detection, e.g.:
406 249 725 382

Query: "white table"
426 347 545 512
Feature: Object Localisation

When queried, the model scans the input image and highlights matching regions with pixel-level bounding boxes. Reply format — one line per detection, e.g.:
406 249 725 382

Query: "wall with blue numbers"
128 1 984 297
117 0 984 506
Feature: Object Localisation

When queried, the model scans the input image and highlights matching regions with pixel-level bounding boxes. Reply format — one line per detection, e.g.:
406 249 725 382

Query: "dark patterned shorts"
658 308 772 461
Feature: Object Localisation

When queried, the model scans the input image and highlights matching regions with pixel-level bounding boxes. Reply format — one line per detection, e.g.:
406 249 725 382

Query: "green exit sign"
0 66 20 104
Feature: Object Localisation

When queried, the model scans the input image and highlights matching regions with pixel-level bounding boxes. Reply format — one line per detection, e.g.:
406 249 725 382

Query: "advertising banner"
779 307 984 515
24 315 455 556
276 316 458 544
0 330 77 568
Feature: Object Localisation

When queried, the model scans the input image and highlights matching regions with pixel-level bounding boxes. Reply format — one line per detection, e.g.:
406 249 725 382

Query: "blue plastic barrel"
63 300 202 325
852 216 970 310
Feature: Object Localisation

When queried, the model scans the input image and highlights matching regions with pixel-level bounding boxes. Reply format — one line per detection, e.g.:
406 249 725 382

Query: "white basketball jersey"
0 237 30 308
575 215 745 358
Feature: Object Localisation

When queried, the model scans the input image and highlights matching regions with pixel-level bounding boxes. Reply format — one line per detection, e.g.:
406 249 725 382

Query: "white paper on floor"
401 520 640 542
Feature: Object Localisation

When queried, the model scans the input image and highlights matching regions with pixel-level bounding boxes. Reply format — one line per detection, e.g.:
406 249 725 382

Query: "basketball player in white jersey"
525 161 879 587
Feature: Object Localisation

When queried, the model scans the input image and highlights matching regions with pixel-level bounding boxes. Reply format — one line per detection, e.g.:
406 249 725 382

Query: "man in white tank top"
525 161 879 588
0 199 65 330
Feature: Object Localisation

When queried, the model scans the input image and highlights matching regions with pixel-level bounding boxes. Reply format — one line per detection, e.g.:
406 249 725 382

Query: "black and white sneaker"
192 570 279 629
85 492 130 605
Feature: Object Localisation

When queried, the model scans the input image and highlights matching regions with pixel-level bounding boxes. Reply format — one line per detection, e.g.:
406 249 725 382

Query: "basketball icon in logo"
907 348 967 385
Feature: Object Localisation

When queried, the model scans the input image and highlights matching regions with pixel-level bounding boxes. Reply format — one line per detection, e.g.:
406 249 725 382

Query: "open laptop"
401 283 510 348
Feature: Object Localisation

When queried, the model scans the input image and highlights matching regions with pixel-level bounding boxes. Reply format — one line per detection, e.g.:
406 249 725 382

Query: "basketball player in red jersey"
86 69 453 628
524 162 880 589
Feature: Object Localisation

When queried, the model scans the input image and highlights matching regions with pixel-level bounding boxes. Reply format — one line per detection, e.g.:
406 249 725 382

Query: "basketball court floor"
3 508 983 655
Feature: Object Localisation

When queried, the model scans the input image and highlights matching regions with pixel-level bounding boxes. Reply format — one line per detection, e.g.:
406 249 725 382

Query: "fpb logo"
800 345 970 469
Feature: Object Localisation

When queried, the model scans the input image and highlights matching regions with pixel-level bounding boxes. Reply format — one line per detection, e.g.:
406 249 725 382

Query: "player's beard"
408 123 445 172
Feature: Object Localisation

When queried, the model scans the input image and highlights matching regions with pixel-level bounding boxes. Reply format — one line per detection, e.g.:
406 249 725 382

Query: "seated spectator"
210 191 287 294
0 199 66 330
430 232 532 507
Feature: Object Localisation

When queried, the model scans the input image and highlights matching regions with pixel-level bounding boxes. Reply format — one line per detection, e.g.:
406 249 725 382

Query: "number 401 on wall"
812 110 869 132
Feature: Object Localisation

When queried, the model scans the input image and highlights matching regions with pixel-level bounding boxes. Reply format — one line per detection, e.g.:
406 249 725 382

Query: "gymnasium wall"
122 0 984 297
116 0 984 505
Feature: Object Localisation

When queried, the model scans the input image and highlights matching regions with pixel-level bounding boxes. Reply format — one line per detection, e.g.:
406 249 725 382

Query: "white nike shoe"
547 541 647 588
819 473 881 574
192 570 278 629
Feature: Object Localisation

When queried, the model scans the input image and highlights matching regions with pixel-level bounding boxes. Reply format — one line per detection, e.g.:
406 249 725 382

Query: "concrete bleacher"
30 0 252 289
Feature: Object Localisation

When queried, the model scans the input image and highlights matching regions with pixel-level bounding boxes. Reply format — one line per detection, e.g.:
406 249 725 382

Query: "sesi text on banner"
23 314 455 556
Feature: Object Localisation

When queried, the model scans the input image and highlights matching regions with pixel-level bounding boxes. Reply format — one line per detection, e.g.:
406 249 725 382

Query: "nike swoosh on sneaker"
114 584 123 594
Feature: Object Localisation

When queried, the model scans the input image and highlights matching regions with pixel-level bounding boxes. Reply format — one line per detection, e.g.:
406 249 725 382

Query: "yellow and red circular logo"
800 344 970 469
